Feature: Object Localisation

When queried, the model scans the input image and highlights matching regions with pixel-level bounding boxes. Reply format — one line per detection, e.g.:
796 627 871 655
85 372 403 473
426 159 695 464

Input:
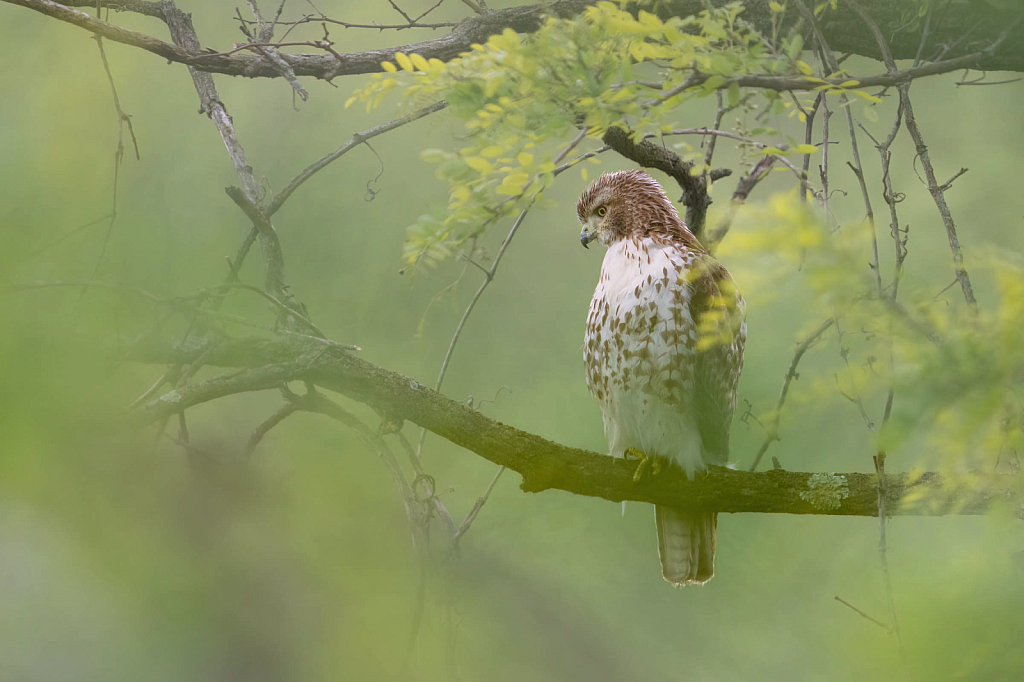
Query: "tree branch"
12 0 1024 83
749 317 835 472
705 154 776 252
127 335 1022 518
848 0 982 309
267 100 448 217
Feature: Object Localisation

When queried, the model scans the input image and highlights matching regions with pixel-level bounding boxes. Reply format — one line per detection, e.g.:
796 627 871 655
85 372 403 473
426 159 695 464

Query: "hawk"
578 170 746 586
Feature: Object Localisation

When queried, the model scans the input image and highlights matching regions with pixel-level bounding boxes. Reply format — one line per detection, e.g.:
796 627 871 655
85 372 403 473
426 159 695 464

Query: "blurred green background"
2 2 1024 680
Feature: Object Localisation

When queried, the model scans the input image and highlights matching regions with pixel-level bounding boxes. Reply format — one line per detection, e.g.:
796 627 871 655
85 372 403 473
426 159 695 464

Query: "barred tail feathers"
655 505 716 586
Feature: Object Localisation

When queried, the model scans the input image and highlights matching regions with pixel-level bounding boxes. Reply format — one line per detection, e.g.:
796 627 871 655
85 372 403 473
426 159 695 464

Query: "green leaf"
465 157 493 173
852 90 883 104
787 35 804 62
704 75 727 90
638 10 662 28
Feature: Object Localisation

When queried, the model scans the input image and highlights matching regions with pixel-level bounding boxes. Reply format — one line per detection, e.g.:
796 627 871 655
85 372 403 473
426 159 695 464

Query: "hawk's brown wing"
688 254 746 463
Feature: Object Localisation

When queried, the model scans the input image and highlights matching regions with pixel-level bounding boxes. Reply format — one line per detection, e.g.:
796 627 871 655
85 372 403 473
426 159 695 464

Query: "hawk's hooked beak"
580 228 597 249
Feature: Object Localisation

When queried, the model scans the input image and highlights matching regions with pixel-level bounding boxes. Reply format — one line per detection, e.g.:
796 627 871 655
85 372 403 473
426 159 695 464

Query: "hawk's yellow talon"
624 447 662 483
633 457 648 483
624 447 644 460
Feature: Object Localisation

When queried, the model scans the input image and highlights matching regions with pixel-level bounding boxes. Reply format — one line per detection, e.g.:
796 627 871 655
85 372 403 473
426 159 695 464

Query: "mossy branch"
127 335 1022 519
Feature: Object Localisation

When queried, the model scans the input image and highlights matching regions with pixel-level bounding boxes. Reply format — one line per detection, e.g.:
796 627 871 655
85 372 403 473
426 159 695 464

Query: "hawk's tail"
655 505 716 586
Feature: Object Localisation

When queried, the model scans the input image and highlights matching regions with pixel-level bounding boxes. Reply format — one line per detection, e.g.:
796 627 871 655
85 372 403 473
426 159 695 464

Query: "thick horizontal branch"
127 335 1022 519
6 0 192 62
7 0 591 79
11 0 1024 82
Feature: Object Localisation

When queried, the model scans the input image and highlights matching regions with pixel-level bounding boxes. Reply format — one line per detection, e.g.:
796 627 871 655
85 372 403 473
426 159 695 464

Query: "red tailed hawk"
578 170 746 586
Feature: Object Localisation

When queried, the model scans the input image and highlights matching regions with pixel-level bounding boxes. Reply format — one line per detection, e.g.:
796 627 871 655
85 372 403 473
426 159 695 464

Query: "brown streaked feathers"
576 169 702 249
579 169 746 586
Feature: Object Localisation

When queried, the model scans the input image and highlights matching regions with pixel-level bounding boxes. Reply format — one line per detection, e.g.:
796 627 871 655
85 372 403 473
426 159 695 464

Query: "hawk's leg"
624 447 663 483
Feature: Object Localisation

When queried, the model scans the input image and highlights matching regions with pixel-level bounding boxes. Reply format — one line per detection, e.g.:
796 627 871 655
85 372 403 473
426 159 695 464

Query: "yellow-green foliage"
888 253 1024 469
723 189 1024 479
349 0 876 272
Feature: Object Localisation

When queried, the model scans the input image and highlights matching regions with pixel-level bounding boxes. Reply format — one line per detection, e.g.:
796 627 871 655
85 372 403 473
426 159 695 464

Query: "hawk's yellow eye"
596 206 607 217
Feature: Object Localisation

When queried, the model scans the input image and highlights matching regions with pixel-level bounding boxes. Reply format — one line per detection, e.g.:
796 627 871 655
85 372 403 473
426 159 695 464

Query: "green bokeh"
2 2 1023 680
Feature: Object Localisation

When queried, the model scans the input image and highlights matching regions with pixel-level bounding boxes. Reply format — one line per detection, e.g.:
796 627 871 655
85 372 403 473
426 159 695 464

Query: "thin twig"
430 208 531 394
241 15 455 30
870 99 906 428
77 32 137 305
245 401 299 457
707 154 776 252
415 130 587 459
832 315 876 432
749 318 834 471
703 91 727 169
267 100 447 216
834 595 894 634
819 92 834 225
848 0 983 309
453 465 506 542
241 1 308 99
799 92 825 202
874 453 905 653
25 213 113 261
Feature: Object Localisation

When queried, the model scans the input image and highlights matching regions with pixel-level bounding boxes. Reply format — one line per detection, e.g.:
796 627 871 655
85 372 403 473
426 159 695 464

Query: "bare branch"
848 0 981 309
240 2 308 100
267 100 448 216
13 0 1024 83
453 465 506 542
706 154 776 252
239 15 456 31
244 401 299 457
413 129 589 458
749 318 835 472
223 187 292 312
834 595 894 635
874 453 905 652
832 316 876 433
77 31 137 303
798 92 825 203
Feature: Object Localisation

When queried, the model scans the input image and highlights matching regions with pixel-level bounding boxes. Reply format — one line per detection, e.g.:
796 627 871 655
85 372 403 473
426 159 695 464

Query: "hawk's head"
576 169 685 249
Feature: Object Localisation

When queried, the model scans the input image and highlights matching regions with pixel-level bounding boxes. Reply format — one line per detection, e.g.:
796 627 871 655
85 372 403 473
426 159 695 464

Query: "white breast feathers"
583 236 706 475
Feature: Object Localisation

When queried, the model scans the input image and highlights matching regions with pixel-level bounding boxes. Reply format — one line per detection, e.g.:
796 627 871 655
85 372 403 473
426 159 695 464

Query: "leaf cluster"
348 1 877 272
